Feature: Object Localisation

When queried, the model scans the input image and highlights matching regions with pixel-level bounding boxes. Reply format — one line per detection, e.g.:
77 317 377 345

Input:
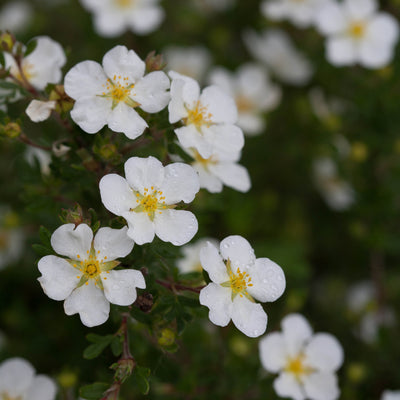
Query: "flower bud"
145 51 166 72
157 328 175 347
0 32 16 52
1 122 21 138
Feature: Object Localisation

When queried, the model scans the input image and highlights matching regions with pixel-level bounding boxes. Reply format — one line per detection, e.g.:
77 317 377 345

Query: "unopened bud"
145 51 166 72
60 204 90 227
1 122 21 138
111 357 135 383
0 32 16 52
158 328 175 347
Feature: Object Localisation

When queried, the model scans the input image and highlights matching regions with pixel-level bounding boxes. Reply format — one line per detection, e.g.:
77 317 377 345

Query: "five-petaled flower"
38 223 145 327
168 72 244 159
259 313 344 400
199 235 286 337
0 357 57 400
100 156 200 246
64 45 170 140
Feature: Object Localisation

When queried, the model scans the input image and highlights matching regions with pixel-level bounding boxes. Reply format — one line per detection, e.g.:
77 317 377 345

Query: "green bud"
111 357 135 383
158 328 175 347
1 122 21 138
0 32 16 52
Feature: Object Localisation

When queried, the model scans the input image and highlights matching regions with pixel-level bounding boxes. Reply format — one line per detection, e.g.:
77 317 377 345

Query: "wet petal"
199 283 232 327
94 226 134 261
219 235 256 269
199 241 229 284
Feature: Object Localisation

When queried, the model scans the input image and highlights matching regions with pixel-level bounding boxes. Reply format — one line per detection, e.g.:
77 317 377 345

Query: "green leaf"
110 336 122 357
0 51 5 68
133 366 150 395
39 226 52 247
24 39 37 57
177 295 200 308
0 81 21 90
83 334 113 359
79 382 109 400
32 244 52 257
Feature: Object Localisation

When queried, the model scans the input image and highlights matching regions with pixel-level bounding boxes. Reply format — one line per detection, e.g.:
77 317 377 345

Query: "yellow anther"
186 100 213 129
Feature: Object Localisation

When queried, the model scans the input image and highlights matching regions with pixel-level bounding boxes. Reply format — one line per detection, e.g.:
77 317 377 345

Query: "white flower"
79 0 164 37
382 390 400 400
183 146 251 193
199 236 286 337
25 147 51 175
0 1 32 33
315 0 399 68
26 100 56 122
259 313 344 400
177 237 219 274
243 29 313 86
261 0 328 28
4 36 66 91
164 46 211 82
168 72 244 159
64 45 170 140
313 157 355 211
0 357 57 400
347 281 395 343
208 63 281 136
38 223 145 327
100 156 200 246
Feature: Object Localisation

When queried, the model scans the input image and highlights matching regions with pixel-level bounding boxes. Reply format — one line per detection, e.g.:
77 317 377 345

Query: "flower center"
13 61 34 84
101 75 138 109
349 22 366 38
186 100 213 129
192 149 216 169
221 259 254 301
115 0 134 8
1 392 21 400
236 95 253 113
130 187 171 221
285 355 314 380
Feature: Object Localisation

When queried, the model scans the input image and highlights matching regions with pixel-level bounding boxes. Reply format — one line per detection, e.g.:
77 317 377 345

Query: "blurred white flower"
164 46 211 83
168 72 244 159
79 0 164 37
243 29 313 86
0 357 57 400
382 390 400 400
100 156 200 246
25 147 51 176
208 63 281 136
0 1 32 33
347 281 395 343
199 236 286 337
183 146 251 193
315 0 399 68
64 45 170 140
0 208 24 270
177 237 219 274
4 36 66 91
313 157 355 211
259 313 344 400
26 100 56 122
308 87 347 122
38 223 145 327
261 0 328 28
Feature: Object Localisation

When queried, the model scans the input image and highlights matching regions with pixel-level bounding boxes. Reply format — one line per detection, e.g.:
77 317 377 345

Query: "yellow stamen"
221 260 254 301
349 22 366 38
186 100 213 129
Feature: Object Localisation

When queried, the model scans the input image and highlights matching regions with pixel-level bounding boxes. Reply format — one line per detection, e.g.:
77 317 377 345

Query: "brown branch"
18 133 51 151
156 279 205 294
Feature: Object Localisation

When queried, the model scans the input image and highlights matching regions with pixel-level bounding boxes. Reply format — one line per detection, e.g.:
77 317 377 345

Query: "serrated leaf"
79 382 109 400
24 39 37 57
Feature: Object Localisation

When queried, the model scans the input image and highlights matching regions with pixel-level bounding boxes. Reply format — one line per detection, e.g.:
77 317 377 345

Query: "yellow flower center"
221 259 254 301
236 95 253 113
1 392 21 400
285 354 314 380
100 75 138 109
192 149 216 169
13 61 34 84
130 187 174 221
349 22 366 38
186 100 213 129
115 0 134 8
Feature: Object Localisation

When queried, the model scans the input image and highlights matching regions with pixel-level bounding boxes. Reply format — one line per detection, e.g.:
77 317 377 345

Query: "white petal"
359 40 394 69
129 5 164 34
124 156 165 191
175 125 213 159
199 283 232 327
107 103 148 140
93 12 127 37
64 60 106 100
51 223 92 260
315 3 347 35
102 45 145 83
303 372 340 400
70 96 110 133
133 71 170 113
64 281 110 327
195 163 224 193
259 332 287 373
180 75 201 106
304 333 344 372
282 313 313 357
99 174 136 216
200 86 237 124
209 162 251 193
26 375 57 400
168 77 190 123
247 258 286 302
161 163 200 204
122 210 155 245
344 0 376 19
199 241 229 283
205 124 245 155
94 226 134 261
37 255 80 301
367 13 399 46
0 358 34 397
326 37 358 66
274 372 306 400
237 113 265 136
103 269 146 305
219 235 256 269
231 296 267 337
154 209 198 246
26 100 56 122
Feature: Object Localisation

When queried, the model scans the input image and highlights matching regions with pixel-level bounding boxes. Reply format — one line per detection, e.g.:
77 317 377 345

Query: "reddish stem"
156 279 205 294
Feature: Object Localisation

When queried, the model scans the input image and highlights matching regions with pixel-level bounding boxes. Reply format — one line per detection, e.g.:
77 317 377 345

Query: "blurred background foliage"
0 0 400 399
